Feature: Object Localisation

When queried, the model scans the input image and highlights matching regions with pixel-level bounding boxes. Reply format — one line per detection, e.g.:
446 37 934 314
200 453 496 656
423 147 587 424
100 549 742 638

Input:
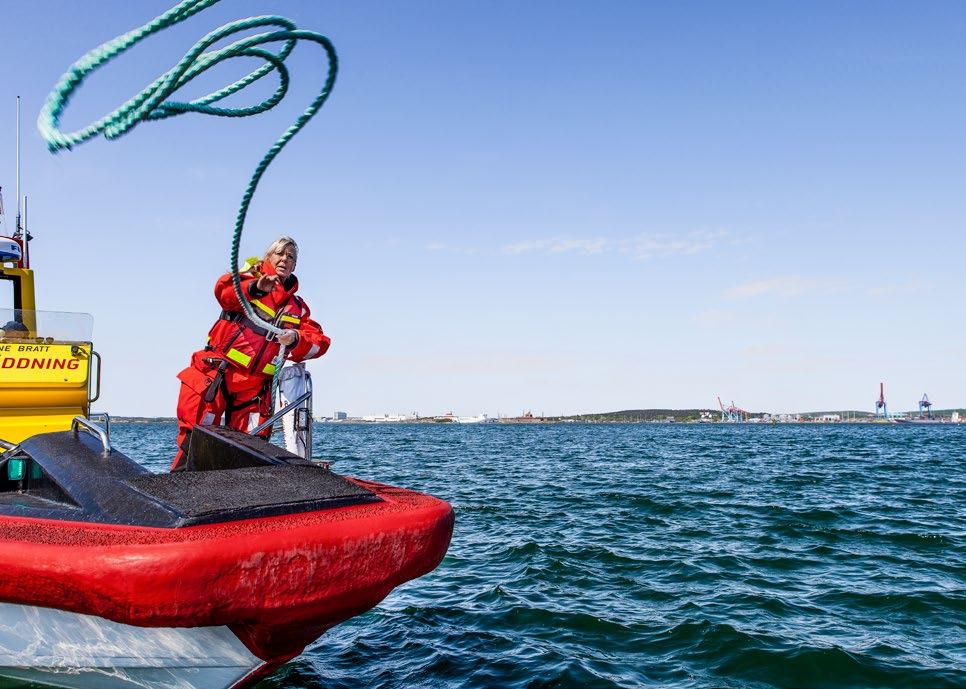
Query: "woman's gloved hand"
255 274 280 293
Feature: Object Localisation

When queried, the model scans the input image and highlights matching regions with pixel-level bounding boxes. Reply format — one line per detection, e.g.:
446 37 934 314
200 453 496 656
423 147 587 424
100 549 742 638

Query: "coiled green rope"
37 0 337 414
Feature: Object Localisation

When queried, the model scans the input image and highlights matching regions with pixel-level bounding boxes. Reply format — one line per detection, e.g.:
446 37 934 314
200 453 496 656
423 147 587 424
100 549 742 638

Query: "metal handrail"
251 390 311 436
250 374 314 459
71 416 111 455
89 411 111 438
296 374 314 460
88 350 103 403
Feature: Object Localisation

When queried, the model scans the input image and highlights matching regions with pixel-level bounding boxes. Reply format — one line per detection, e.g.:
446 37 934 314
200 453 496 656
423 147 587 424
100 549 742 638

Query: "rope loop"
38 0 338 411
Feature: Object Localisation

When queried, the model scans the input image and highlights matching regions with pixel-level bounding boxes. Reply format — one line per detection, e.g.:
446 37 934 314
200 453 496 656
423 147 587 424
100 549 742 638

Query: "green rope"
37 0 338 414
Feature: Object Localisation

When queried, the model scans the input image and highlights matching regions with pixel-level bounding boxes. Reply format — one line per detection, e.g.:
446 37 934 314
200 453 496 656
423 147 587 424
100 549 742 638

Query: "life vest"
205 262 307 378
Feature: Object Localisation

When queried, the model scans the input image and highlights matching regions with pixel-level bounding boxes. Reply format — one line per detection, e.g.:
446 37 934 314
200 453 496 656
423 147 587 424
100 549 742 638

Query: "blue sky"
1 1 964 416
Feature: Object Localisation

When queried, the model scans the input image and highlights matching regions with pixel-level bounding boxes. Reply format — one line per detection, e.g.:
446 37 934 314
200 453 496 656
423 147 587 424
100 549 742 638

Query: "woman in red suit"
171 236 330 470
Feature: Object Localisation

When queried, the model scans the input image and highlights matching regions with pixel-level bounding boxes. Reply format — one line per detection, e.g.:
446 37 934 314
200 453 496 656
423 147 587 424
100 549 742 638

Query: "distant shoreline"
111 409 965 425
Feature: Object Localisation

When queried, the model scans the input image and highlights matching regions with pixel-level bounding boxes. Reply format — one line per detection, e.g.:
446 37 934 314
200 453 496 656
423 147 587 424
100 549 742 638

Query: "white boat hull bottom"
0 602 264 689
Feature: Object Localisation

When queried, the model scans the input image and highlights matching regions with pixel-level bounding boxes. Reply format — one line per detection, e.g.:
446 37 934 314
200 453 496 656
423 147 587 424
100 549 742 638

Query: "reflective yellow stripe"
240 256 261 273
262 363 276 375
226 348 252 367
251 299 276 318
280 315 300 325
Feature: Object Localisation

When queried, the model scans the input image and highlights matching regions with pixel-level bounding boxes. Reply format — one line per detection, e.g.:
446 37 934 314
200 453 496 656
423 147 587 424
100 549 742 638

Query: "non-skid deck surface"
129 465 378 519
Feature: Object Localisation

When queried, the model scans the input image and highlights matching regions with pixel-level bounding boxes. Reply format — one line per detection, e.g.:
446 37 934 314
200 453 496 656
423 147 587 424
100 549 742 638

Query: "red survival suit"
172 259 330 470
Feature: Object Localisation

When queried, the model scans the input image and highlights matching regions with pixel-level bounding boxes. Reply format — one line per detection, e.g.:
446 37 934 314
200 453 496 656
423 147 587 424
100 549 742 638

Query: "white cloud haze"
498 230 727 260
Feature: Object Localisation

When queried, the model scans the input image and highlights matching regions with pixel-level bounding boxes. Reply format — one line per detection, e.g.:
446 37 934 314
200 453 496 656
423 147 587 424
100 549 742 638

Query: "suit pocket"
177 365 214 396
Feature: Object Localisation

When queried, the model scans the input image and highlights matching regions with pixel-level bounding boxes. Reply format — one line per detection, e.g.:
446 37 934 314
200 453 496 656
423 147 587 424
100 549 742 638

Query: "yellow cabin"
0 261 98 444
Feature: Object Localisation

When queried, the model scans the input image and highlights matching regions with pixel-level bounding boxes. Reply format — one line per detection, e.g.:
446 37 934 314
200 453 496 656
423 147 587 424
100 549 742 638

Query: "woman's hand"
278 330 298 346
255 274 279 293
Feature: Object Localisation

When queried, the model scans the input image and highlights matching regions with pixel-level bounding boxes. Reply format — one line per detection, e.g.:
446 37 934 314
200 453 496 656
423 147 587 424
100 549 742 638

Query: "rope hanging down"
37 0 338 411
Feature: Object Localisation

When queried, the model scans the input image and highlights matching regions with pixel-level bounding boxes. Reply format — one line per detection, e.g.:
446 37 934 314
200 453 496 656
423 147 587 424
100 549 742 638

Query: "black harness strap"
218 310 271 338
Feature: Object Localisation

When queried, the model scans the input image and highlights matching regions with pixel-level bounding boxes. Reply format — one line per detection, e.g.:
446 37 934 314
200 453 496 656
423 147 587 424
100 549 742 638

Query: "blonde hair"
264 235 299 261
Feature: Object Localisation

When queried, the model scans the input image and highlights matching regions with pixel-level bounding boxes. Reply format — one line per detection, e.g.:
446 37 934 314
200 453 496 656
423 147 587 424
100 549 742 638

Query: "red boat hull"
0 478 453 665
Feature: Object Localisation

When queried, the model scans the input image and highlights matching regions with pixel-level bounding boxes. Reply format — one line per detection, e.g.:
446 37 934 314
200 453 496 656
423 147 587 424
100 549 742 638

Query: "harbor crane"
919 393 933 420
875 382 888 419
717 396 747 423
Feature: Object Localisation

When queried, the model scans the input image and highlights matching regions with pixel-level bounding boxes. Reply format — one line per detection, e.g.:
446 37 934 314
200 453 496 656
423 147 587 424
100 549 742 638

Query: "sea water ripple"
115 423 966 689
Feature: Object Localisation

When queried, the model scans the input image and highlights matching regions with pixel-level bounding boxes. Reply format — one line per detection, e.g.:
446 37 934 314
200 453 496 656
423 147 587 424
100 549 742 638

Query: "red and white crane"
875 382 888 419
717 396 747 423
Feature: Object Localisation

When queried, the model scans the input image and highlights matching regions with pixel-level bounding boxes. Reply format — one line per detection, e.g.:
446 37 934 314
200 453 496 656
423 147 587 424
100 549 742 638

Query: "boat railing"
71 416 111 456
88 351 102 404
250 375 313 460
88 412 111 440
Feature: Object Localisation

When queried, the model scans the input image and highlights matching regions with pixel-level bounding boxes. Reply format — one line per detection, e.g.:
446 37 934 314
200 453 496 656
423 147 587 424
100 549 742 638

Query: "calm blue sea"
113 422 965 689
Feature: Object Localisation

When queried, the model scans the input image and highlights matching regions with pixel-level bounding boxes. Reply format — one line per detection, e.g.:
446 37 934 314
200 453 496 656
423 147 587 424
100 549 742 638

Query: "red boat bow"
0 479 454 663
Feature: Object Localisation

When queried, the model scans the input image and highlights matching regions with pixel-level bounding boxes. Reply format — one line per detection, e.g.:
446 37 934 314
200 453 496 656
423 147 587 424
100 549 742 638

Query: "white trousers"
278 362 311 457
